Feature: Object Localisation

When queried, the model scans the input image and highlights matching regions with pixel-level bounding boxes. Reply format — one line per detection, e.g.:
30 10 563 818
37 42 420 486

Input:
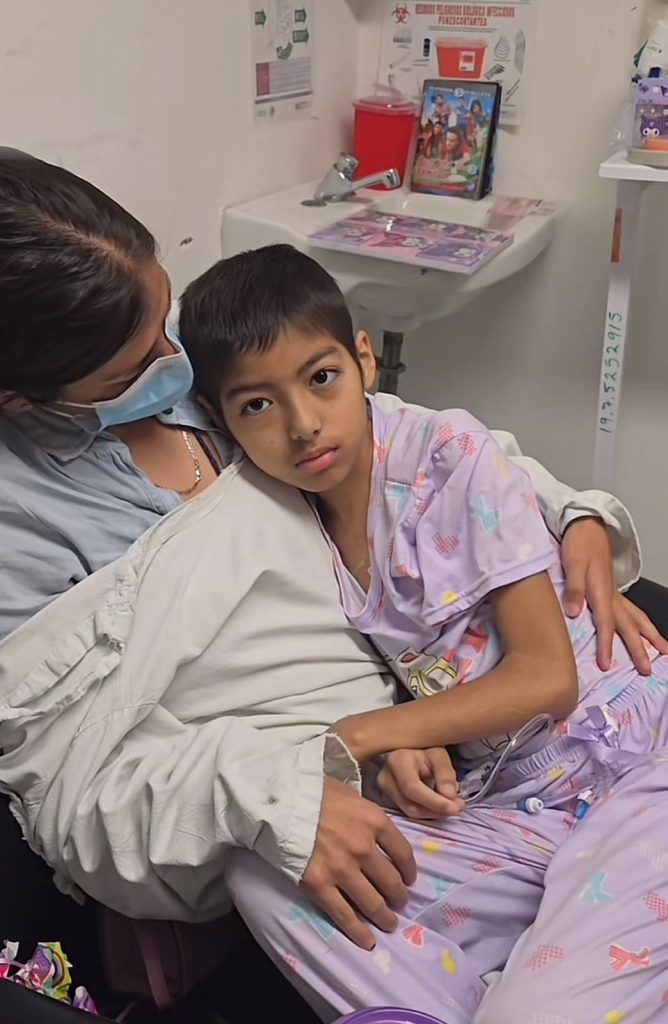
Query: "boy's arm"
334 571 578 760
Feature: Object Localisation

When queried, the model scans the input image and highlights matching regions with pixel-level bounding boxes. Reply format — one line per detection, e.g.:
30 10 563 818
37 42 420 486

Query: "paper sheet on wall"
250 0 315 123
379 2 534 126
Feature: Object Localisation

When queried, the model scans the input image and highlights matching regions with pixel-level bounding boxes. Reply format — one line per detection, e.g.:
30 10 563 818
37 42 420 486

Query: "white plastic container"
638 16 668 76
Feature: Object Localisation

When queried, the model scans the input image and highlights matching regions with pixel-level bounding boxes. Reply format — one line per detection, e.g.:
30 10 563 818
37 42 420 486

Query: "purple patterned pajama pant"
228 674 668 1024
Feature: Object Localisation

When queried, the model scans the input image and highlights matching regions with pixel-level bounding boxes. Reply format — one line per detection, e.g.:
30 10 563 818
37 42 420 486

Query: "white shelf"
599 150 668 183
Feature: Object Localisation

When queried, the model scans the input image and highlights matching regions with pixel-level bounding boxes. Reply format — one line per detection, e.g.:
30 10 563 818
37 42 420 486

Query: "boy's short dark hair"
179 244 358 410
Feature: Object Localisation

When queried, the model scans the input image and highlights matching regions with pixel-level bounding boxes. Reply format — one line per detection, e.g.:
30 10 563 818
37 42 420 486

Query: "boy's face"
219 327 376 493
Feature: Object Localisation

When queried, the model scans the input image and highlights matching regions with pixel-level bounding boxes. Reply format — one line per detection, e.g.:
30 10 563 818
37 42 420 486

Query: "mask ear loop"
462 713 555 806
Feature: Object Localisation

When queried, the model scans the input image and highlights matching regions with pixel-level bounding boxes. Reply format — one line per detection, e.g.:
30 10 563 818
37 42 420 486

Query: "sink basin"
222 182 557 334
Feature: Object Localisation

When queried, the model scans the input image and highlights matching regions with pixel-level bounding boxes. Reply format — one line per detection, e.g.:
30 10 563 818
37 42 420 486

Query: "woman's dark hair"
0 148 157 398
180 244 358 412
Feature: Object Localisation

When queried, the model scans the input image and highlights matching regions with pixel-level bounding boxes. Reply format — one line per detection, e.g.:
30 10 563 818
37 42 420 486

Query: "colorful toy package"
0 940 98 1014
628 75 668 167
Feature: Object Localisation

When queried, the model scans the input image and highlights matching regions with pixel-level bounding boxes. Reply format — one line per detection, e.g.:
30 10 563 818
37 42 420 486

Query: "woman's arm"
0 512 416 944
334 570 578 762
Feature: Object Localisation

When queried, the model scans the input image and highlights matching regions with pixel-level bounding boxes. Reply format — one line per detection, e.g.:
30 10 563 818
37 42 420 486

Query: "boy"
179 244 662 808
176 245 668 1021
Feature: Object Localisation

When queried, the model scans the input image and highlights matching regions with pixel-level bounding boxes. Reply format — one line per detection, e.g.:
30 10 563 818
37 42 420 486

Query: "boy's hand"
377 747 465 821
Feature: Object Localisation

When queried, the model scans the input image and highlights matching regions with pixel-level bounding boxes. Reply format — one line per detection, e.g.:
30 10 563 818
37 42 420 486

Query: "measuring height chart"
380 2 534 125
250 0 314 122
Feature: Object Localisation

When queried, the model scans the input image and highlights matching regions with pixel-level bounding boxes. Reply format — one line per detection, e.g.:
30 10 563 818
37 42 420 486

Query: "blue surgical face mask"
55 325 194 429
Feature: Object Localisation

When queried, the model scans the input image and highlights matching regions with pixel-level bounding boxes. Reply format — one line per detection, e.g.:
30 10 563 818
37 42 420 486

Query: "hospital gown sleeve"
371 392 641 590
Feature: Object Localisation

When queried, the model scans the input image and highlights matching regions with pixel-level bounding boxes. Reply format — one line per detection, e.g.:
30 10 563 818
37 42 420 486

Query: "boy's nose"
288 400 322 440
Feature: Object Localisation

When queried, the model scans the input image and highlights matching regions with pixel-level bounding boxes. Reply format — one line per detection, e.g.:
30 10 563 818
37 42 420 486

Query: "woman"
0 149 226 639
0 149 664 1017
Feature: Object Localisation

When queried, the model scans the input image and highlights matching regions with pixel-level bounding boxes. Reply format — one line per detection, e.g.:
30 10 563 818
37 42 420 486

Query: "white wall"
358 1 668 583
0 0 359 297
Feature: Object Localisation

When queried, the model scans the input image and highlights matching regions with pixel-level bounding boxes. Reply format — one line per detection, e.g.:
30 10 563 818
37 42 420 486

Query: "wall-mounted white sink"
222 181 558 335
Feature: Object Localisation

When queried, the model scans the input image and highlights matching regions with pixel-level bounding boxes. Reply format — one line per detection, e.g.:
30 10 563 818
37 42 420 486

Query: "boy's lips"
296 446 340 475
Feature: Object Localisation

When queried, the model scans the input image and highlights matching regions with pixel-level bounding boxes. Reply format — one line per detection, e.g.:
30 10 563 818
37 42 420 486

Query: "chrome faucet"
310 153 400 204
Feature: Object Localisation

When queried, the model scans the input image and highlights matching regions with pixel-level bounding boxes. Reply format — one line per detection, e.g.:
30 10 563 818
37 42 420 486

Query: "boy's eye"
241 397 272 417
311 369 339 388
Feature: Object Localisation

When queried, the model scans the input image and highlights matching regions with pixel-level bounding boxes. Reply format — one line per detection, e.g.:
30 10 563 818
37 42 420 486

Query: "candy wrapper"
0 940 97 1014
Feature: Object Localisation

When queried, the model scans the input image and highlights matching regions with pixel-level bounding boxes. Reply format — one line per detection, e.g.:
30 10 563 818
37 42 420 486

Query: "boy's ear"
197 395 228 432
355 331 377 392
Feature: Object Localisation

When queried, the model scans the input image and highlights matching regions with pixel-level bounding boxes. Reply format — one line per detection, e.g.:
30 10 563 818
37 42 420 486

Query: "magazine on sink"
308 209 513 275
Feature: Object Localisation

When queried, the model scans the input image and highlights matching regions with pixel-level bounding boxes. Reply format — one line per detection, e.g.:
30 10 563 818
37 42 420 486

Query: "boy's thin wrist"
332 713 384 763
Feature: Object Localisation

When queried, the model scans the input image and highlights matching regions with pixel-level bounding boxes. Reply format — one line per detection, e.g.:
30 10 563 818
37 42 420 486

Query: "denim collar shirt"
0 394 228 640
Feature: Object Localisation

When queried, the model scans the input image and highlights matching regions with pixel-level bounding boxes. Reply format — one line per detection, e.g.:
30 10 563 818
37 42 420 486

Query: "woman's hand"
377 748 465 821
560 517 668 675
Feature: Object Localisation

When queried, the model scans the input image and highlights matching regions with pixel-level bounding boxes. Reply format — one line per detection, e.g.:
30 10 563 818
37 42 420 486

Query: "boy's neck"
316 422 373 534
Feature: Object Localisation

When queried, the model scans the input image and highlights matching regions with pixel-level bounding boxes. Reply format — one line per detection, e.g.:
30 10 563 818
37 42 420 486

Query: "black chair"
2 577 667 1022
0 797 104 992
0 983 118 1024
626 577 668 639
